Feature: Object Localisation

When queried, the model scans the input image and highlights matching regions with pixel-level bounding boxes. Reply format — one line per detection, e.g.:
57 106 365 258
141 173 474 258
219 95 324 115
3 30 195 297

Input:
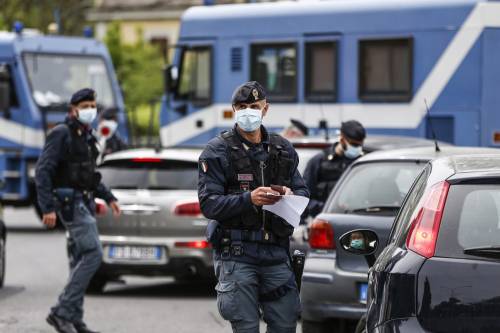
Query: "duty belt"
224 229 280 244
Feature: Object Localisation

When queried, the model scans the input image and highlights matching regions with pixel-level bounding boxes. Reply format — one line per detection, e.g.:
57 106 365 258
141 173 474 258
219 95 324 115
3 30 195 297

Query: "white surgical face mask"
344 142 363 159
98 120 118 138
78 107 97 125
235 108 262 132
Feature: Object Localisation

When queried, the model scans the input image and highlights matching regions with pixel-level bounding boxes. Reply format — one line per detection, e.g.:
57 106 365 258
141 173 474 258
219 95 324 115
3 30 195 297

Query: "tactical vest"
315 145 353 203
53 122 100 191
220 130 294 238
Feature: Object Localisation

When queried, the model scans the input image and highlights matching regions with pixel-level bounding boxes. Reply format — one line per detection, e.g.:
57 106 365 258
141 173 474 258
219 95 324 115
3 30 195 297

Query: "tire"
0 237 5 288
86 274 107 294
302 319 332 333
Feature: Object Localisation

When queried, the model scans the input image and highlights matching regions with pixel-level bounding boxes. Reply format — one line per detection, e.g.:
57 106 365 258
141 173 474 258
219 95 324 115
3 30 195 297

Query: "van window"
177 47 212 105
251 43 296 102
359 38 412 102
436 184 500 259
0 64 19 107
99 159 198 190
305 42 337 102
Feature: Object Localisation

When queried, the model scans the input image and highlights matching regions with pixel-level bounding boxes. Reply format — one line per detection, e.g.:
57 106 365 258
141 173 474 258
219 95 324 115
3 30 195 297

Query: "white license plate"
108 245 162 261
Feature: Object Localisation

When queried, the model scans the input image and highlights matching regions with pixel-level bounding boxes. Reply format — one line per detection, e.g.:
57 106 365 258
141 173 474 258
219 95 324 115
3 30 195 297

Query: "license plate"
359 283 368 303
108 245 162 261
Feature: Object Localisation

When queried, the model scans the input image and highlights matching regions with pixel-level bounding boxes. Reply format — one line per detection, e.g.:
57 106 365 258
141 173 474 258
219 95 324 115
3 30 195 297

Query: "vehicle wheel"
86 275 107 294
0 237 5 288
302 319 331 333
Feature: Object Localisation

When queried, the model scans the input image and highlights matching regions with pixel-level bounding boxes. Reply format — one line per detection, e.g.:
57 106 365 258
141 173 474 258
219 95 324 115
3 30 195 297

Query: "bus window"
251 44 296 102
359 38 413 102
177 47 212 105
305 42 337 102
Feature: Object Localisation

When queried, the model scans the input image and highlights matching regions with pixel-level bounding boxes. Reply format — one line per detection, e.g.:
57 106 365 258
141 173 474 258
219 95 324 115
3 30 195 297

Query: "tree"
0 0 92 35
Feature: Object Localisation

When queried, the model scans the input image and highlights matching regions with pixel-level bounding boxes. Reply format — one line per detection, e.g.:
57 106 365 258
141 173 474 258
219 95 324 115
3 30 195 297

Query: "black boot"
74 322 100 333
46 314 78 333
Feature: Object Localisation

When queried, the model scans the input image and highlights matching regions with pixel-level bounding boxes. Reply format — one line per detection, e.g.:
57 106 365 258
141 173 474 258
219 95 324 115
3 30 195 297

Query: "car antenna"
424 99 440 152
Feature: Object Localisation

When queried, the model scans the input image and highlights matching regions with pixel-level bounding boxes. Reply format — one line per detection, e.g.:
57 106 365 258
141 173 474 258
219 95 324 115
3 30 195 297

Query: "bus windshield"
23 53 115 110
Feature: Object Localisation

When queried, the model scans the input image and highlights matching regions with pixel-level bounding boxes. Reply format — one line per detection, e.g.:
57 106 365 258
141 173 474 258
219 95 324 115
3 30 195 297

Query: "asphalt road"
0 226 302 333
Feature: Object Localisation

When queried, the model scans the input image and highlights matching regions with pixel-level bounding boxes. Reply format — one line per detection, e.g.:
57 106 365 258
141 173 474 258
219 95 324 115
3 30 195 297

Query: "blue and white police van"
0 25 126 210
160 0 500 147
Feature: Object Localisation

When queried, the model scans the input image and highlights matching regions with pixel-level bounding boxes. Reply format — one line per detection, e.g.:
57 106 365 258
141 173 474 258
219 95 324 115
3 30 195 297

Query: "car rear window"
437 184 500 259
99 159 198 190
327 161 425 215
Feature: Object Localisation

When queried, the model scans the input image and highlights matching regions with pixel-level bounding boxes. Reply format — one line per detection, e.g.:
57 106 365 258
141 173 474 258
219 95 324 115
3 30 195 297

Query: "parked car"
341 153 500 332
300 146 498 333
0 208 5 288
88 148 209 292
290 135 447 253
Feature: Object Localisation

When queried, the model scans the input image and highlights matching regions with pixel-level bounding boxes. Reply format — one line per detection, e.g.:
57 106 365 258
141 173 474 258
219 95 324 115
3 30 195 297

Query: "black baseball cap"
100 107 118 120
340 120 366 142
70 88 96 105
290 119 309 136
231 81 267 105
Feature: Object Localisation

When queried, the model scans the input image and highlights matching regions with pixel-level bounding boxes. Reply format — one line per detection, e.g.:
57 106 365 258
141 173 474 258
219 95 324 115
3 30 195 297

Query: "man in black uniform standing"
35 88 120 333
303 120 366 217
198 81 309 332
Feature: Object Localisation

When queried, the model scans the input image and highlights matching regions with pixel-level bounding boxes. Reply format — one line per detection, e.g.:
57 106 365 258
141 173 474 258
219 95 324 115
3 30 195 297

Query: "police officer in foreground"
198 81 309 332
303 120 366 217
281 118 309 139
35 88 121 333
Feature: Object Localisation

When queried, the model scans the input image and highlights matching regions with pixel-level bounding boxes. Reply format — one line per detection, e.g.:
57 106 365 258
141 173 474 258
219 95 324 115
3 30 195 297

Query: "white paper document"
263 195 310 228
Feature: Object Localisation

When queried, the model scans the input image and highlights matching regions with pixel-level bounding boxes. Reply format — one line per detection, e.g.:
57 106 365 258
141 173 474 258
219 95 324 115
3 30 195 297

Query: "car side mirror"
163 64 178 94
339 229 379 256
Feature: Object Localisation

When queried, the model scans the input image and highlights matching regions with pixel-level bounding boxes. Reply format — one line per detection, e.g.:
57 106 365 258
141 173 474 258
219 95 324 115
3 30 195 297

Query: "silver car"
88 148 212 292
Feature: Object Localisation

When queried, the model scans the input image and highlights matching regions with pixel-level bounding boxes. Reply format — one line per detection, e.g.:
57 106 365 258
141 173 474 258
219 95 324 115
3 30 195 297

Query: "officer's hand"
251 187 282 206
283 186 293 195
109 201 121 218
42 212 57 229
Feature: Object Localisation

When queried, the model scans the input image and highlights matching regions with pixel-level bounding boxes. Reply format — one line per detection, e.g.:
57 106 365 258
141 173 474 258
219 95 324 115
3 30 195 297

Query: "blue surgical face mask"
350 239 364 250
344 142 363 159
78 107 97 125
235 108 262 132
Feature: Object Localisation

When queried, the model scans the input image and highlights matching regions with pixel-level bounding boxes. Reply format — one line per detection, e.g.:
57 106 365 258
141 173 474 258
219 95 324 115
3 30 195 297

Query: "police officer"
35 88 121 333
281 119 309 139
198 81 309 333
303 120 366 217
97 107 127 161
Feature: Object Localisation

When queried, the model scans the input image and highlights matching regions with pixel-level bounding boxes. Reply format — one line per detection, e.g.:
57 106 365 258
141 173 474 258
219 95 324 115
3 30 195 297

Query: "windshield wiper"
110 185 138 190
464 246 500 259
345 205 400 214
146 186 175 190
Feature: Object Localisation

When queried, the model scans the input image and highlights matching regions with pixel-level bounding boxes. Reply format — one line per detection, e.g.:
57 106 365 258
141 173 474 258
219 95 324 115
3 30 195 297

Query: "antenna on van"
424 99 441 153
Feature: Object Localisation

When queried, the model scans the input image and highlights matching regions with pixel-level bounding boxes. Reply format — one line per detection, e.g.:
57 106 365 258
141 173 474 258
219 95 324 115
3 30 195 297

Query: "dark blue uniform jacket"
35 117 116 214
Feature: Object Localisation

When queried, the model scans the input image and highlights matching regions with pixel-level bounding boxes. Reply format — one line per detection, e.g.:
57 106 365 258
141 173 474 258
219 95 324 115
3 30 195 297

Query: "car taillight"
95 198 108 216
175 241 211 249
406 181 450 258
173 201 202 217
309 219 335 250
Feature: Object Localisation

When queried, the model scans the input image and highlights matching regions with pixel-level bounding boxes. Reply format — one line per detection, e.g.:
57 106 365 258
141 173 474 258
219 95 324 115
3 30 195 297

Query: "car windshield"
296 148 322 174
99 159 198 190
23 53 115 110
328 161 425 215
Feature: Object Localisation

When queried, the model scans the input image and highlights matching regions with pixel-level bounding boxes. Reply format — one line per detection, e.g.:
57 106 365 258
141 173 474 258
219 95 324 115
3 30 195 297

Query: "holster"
53 188 75 221
206 220 223 249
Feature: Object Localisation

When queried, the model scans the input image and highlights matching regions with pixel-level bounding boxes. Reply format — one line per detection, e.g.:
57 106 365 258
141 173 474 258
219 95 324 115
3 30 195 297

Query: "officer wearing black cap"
97 107 127 160
303 120 366 217
198 81 309 332
35 88 121 333
281 118 309 139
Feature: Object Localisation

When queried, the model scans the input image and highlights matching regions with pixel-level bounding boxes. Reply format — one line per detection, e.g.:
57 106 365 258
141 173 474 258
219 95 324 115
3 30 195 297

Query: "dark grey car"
301 146 499 333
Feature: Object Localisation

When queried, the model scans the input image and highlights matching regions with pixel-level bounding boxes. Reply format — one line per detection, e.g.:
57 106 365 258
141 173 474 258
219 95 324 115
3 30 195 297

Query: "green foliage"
0 0 91 35
104 21 164 139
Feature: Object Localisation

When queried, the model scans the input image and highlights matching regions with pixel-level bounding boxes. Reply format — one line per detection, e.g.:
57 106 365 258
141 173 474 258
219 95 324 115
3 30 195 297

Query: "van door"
481 28 500 147
0 63 23 150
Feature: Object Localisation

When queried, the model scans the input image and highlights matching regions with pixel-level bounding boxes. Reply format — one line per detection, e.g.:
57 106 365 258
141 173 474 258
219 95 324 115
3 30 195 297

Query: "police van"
160 0 500 148
0 24 127 212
